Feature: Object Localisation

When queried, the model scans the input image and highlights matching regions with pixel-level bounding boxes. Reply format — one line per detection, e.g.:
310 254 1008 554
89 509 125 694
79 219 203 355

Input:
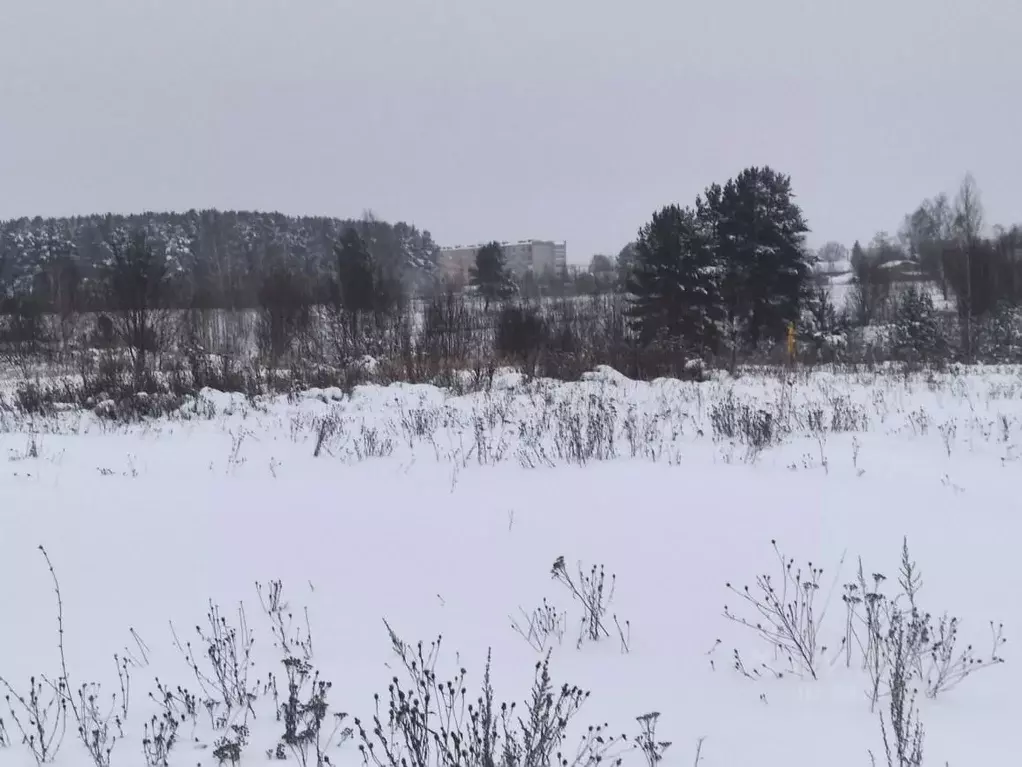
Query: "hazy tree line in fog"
0 209 441 314
1 168 1021 389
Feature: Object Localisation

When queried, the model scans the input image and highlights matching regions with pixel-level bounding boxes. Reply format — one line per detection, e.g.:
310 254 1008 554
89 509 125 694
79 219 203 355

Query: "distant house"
814 258 853 278
439 240 567 281
877 259 927 282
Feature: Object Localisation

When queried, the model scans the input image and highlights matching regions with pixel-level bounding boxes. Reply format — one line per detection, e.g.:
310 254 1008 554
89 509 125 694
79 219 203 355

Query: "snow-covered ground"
825 275 956 317
1 365 1019 766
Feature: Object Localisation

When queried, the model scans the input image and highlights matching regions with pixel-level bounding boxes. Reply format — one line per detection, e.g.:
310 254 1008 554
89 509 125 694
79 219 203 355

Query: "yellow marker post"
787 322 796 364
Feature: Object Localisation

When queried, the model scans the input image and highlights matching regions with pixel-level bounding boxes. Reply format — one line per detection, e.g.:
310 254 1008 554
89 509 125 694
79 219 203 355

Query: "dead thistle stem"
256 580 314 661
313 417 334 457
614 615 631 654
362 621 627 767
510 600 566 653
0 674 68 765
0 546 77 765
723 541 827 679
37 548 88 740
169 601 256 721
38 545 80 727
39 545 129 767
114 655 130 721
127 628 152 667
635 712 671 767
551 556 616 646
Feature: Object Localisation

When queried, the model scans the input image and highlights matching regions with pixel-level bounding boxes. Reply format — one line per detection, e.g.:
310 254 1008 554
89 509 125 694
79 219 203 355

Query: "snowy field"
0 365 1019 766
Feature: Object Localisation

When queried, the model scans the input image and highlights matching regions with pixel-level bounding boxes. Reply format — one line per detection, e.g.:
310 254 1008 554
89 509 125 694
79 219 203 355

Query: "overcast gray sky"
1 0 1019 262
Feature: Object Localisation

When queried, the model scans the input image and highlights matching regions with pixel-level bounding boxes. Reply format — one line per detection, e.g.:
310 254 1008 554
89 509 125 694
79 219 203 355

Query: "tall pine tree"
331 226 404 338
709 167 812 346
627 205 721 353
892 284 945 362
335 227 376 315
470 241 515 310
630 167 812 360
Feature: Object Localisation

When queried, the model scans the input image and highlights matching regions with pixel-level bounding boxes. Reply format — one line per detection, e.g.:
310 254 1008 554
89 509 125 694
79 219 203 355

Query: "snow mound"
580 365 631 386
184 387 250 416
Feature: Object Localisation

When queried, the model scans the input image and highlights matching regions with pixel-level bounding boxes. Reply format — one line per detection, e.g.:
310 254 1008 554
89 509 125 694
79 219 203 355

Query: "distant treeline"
0 210 442 312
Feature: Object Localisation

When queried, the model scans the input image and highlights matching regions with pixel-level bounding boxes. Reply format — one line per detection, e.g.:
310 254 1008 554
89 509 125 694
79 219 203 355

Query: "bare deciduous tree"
953 173 984 245
902 193 954 298
848 238 893 325
952 173 984 357
817 241 849 269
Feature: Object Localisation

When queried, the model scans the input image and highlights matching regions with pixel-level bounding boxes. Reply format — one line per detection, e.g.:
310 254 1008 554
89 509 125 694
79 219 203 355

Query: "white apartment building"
439 240 567 281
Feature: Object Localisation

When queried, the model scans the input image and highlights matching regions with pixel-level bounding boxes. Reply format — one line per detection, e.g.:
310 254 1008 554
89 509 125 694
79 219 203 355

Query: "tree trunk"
964 245 973 360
